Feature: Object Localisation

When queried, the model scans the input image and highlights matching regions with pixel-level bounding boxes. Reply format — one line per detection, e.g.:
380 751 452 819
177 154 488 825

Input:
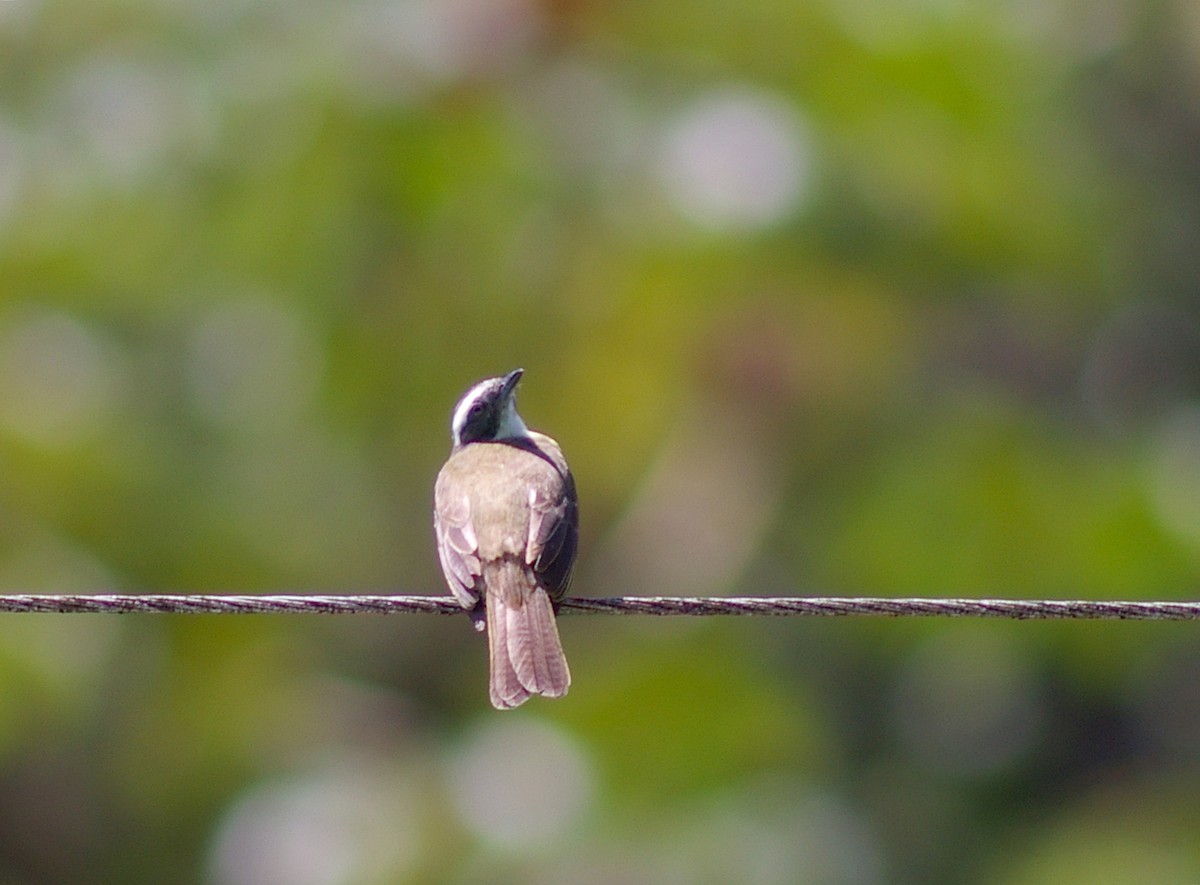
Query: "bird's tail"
485 558 571 709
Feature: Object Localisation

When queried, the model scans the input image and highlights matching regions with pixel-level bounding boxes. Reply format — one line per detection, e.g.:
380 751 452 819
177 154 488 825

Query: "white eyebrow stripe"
451 380 495 440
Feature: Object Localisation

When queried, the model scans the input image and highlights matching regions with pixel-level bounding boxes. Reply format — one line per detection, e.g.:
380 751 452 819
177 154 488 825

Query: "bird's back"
437 435 567 560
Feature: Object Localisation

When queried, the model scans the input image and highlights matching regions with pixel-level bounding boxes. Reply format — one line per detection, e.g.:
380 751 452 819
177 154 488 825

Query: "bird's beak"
501 368 524 398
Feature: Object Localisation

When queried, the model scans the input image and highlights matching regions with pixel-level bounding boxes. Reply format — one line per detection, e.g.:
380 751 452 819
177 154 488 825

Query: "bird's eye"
468 402 486 418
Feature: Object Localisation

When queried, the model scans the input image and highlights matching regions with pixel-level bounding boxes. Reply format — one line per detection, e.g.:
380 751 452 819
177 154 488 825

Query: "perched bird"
434 369 578 709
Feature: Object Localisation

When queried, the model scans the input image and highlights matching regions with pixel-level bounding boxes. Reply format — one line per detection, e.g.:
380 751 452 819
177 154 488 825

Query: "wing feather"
434 481 482 610
525 483 578 600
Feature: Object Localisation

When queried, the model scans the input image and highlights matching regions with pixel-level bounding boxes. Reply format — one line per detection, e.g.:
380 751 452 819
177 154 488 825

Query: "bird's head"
450 368 529 447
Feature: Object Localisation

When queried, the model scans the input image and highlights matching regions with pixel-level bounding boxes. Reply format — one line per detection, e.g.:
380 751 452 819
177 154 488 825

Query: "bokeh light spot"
1148 403 1200 547
657 87 813 232
891 628 1044 777
0 117 27 234
445 717 593 850
209 762 419 885
186 298 324 433
0 309 122 447
47 52 206 187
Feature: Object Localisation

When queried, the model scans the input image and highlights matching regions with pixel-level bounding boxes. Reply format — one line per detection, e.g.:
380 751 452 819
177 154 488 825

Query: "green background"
1 1 1199 882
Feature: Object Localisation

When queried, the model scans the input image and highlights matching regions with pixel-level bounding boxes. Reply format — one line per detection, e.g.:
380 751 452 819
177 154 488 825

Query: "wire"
0 594 1194 620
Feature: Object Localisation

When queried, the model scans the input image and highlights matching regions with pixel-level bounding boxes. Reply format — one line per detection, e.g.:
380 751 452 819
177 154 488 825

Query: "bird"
434 369 578 709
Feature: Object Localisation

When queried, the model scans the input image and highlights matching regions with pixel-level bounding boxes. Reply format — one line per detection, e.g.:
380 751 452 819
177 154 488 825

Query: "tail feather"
485 560 570 709
486 594 531 709
508 587 570 699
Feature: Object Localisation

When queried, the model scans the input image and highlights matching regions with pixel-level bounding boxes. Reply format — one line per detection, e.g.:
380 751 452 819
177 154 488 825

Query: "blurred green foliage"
1 0 1200 882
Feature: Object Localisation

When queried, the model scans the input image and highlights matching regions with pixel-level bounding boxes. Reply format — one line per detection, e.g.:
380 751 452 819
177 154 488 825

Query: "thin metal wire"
0 594 1193 620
